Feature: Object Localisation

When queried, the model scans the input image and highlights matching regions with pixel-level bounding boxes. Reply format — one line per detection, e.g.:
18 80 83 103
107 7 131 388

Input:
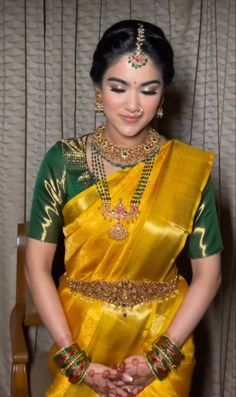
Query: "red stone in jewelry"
102 200 139 221
101 200 139 240
108 221 129 240
128 24 148 69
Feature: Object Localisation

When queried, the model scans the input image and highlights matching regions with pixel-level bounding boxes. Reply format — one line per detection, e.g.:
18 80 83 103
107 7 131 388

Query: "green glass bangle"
146 351 167 380
161 335 185 360
67 354 90 384
157 344 180 366
66 354 87 377
53 342 80 370
157 347 177 371
62 351 85 375
146 352 162 379
155 348 170 372
76 356 91 384
54 342 79 360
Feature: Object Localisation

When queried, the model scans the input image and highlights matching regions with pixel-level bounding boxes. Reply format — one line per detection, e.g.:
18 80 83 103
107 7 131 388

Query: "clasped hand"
84 354 155 397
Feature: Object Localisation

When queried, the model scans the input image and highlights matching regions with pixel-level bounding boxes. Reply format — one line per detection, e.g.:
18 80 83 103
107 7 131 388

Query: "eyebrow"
107 77 161 86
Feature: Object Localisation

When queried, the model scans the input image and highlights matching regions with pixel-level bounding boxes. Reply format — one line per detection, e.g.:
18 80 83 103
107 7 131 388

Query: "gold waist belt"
67 276 179 308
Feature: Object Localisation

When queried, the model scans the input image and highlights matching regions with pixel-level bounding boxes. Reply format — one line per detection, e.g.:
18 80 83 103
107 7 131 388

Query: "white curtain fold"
0 1 235 396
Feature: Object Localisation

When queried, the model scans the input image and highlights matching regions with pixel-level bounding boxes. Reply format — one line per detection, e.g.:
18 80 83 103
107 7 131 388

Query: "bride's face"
97 54 164 146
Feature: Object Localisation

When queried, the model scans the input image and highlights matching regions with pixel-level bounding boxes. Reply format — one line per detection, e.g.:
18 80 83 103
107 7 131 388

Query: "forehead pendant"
128 24 148 69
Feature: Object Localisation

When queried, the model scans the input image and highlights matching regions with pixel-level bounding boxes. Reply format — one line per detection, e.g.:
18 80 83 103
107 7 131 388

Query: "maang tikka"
128 24 148 69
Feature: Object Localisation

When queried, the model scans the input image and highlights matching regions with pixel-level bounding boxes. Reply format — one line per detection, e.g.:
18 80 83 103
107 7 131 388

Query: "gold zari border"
67 276 179 308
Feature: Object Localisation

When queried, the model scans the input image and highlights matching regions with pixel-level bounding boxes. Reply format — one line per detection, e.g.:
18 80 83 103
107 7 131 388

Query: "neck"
104 124 149 147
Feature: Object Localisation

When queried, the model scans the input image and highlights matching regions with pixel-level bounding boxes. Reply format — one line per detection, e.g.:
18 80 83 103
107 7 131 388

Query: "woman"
25 20 223 397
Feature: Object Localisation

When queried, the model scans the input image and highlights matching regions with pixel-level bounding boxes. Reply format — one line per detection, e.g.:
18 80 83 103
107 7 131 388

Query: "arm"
166 252 221 346
25 237 133 396
26 143 133 396
167 179 223 344
120 253 221 395
25 237 73 348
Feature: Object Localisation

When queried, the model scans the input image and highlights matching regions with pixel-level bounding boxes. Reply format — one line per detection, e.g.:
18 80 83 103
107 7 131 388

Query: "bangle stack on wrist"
146 335 185 380
53 342 91 384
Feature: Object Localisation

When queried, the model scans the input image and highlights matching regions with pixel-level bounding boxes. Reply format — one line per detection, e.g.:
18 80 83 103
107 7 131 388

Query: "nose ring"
136 105 143 115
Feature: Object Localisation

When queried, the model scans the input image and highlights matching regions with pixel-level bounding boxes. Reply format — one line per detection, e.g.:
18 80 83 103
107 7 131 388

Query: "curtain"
0 1 235 396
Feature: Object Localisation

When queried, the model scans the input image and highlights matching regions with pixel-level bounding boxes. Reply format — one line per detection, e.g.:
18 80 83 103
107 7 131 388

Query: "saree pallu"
46 140 214 397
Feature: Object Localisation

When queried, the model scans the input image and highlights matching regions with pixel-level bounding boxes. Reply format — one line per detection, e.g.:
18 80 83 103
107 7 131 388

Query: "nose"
125 91 140 113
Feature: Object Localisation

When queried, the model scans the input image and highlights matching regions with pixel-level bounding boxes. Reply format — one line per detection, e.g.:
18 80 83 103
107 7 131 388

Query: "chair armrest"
10 303 29 364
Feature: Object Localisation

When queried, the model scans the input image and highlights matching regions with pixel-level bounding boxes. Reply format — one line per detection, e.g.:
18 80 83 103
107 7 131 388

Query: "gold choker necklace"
92 125 160 167
91 126 159 240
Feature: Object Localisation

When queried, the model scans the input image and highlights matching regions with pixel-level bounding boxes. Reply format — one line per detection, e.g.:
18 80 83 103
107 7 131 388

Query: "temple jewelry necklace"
92 124 160 167
91 126 159 240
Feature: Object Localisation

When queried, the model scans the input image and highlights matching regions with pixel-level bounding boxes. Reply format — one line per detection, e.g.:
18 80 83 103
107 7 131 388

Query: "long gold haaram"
91 125 160 240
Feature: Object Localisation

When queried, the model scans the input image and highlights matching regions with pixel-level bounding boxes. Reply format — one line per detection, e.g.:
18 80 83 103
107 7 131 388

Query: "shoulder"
61 135 87 151
59 134 89 165
172 139 213 154
38 141 64 169
164 138 214 162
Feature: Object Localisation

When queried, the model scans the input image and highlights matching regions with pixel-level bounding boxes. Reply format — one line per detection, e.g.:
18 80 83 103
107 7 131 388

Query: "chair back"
10 223 65 397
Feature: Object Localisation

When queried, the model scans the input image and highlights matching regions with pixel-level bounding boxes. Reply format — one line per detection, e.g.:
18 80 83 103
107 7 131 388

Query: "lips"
120 115 141 123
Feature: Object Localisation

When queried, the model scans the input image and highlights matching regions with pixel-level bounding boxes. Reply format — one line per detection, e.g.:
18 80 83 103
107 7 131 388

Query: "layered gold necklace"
92 124 160 167
91 125 160 241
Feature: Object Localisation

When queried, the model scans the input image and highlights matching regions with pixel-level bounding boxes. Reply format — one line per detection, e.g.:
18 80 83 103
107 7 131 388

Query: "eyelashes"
110 87 158 95
110 88 126 93
141 91 158 96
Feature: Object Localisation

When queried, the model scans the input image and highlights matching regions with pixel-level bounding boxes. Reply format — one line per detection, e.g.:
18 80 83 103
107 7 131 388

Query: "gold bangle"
61 351 85 374
54 342 79 359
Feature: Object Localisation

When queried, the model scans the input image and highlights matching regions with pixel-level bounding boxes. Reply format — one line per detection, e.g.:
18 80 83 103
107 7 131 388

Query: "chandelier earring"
156 106 164 119
95 91 104 113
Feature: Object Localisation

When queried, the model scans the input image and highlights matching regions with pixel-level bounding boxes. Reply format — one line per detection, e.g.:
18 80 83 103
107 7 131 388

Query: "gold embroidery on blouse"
67 276 179 308
41 170 66 240
62 137 94 184
62 137 87 165
194 227 207 257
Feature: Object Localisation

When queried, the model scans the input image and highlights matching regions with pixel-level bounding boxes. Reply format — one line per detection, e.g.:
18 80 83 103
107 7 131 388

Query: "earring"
95 91 104 113
156 106 163 119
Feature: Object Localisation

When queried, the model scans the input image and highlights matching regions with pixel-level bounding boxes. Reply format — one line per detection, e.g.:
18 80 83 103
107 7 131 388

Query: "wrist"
56 334 74 349
165 331 182 348
146 334 185 381
53 342 91 384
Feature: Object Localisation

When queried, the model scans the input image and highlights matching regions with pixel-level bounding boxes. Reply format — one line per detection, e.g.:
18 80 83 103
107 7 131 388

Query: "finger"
102 369 120 380
105 370 133 383
113 362 125 372
113 380 124 387
113 377 135 387
122 373 133 383
105 381 129 397
124 384 142 394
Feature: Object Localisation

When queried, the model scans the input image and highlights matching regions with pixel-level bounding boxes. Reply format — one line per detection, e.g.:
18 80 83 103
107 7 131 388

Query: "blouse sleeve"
27 142 67 243
186 179 223 259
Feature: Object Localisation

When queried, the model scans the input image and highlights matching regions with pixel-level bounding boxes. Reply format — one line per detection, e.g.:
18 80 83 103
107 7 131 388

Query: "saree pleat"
46 140 214 397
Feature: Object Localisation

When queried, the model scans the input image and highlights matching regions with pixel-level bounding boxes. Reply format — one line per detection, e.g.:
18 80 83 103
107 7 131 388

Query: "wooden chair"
10 223 65 397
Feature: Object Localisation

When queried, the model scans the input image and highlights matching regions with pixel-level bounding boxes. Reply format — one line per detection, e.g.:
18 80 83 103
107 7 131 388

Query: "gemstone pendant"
108 221 129 240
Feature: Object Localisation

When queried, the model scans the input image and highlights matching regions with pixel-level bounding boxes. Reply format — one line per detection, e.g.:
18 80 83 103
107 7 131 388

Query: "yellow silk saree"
46 140 214 397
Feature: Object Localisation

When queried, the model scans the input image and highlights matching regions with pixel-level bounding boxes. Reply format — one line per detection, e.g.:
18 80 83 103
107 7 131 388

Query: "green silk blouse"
28 137 223 259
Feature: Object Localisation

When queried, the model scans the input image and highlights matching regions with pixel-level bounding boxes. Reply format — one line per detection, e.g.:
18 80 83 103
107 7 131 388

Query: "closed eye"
110 87 126 93
141 91 158 95
141 91 157 95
